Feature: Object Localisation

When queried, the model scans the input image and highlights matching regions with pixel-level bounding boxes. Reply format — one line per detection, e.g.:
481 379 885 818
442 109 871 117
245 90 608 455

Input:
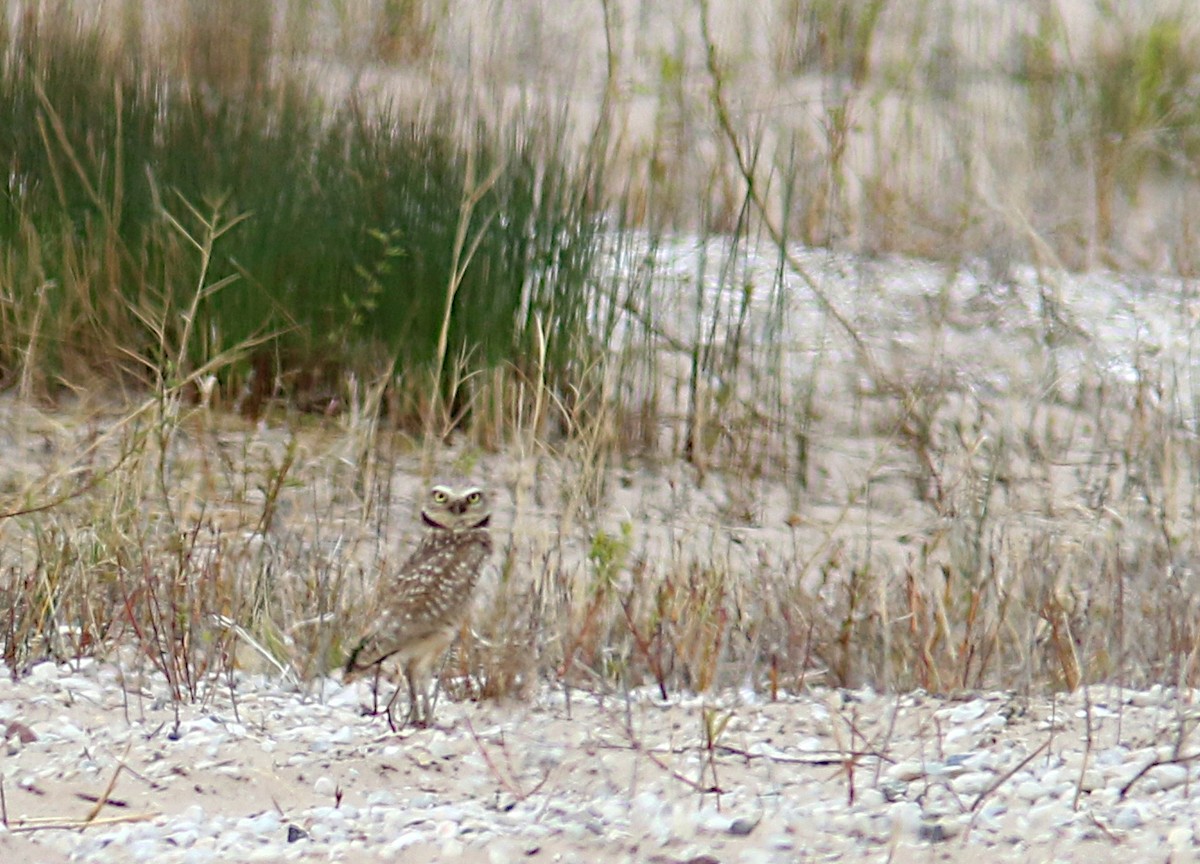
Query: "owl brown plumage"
345 484 492 729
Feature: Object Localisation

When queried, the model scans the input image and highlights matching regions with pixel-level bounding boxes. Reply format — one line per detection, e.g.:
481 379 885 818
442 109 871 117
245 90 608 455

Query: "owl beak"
449 499 467 514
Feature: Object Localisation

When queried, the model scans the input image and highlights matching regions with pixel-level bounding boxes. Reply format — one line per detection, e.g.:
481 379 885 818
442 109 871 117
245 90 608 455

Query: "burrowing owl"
345 483 492 729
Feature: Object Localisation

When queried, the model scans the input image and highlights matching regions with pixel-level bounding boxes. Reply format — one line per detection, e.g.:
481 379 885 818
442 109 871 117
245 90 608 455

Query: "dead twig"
1118 751 1200 800
959 737 1052 844
6 811 159 833
970 739 1050 813
463 716 551 802
84 739 134 824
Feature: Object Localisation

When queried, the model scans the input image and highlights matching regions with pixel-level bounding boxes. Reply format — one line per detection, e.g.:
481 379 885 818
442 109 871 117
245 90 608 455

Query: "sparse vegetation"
1 0 1200 721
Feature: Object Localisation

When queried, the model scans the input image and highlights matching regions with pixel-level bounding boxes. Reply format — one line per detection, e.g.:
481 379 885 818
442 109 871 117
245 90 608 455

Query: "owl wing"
345 529 492 674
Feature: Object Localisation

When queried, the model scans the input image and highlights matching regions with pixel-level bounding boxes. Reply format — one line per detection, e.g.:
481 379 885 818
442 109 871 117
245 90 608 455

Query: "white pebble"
166 829 199 848
1169 825 1194 848
382 831 425 855
1078 769 1104 791
951 771 992 796
427 732 459 759
1096 747 1131 767
127 838 161 861
311 805 346 823
180 804 207 826
854 788 884 808
889 801 922 834
440 839 465 857
1016 780 1045 802
886 761 925 781
29 662 59 681
487 841 518 864
1129 688 1162 707
945 699 988 723
1112 803 1146 830
313 775 336 796
1147 764 1189 792
250 811 281 836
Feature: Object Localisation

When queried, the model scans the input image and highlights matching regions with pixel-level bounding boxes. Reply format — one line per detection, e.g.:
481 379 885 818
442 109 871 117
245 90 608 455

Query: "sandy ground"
1 658 1197 863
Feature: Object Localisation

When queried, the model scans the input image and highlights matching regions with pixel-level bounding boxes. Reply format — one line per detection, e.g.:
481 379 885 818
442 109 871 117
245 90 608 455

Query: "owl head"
421 484 490 531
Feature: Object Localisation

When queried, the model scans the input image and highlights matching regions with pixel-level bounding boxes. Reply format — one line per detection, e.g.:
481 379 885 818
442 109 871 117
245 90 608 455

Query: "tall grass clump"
1082 11 1200 261
0 5 607 698
0 10 603 429
1014 7 1200 265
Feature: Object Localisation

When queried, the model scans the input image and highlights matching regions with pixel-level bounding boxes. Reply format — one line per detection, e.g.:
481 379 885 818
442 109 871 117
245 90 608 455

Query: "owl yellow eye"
432 489 448 503
467 491 482 505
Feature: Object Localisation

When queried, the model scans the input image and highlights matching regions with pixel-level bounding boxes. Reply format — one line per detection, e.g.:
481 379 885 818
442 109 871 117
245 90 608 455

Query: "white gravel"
2 659 1198 862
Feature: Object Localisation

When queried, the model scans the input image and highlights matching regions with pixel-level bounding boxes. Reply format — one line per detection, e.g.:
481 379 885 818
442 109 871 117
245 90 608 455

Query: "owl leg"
370 665 383 715
383 678 405 732
407 659 432 728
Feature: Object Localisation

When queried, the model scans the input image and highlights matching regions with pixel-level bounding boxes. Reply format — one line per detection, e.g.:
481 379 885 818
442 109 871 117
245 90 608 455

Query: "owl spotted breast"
345 483 492 729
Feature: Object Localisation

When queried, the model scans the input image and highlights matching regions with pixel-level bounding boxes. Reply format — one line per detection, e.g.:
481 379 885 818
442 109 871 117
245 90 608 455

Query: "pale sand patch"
1 660 1194 862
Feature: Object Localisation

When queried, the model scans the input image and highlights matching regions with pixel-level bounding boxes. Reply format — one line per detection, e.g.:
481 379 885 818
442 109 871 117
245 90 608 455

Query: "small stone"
440 839 464 857
382 832 425 855
728 817 759 836
886 761 925 782
29 662 59 682
880 779 907 802
166 829 199 848
4 720 36 743
1168 825 1193 849
951 771 992 796
181 804 206 825
128 838 161 861
1078 769 1104 791
182 848 216 864
1129 688 1161 707
1112 804 1145 831
238 811 281 836
1096 747 1131 767
487 842 516 864
1147 764 1189 792
490 792 518 813
918 822 947 843
855 788 884 808
427 732 459 760
287 824 308 843
890 801 922 834
1015 780 1045 802
311 806 346 823
313 775 336 796
945 699 988 723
